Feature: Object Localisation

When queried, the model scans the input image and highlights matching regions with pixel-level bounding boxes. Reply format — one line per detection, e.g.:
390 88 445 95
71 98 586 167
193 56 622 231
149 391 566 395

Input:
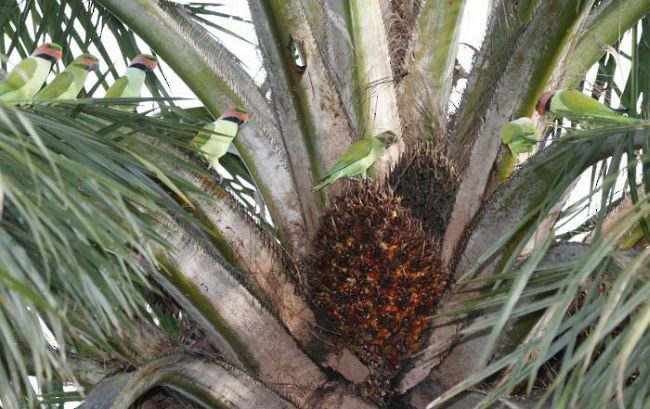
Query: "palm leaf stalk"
400 0 466 141
79 353 295 409
248 1 356 203
559 1 650 89
95 0 313 257
443 0 598 266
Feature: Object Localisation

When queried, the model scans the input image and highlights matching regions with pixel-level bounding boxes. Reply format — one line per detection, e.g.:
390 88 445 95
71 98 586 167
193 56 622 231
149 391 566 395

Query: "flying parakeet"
536 89 638 124
105 54 158 105
34 54 99 101
0 43 63 103
313 130 398 191
501 117 539 156
191 107 250 169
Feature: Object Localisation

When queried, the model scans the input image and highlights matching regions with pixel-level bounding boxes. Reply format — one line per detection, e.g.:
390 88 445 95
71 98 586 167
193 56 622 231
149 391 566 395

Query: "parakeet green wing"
34 71 74 100
312 138 380 190
105 77 129 98
326 138 375 176
0 58 37 94
555 89 618 117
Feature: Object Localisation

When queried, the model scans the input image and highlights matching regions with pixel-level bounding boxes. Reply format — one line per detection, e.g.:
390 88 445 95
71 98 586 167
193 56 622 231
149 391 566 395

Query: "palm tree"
1 0 649 408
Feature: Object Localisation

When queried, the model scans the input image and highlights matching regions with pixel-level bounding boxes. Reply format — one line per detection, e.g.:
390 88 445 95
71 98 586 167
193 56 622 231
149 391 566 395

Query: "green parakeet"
536 89 638 124
313 130 398 191
0 43 63 103
191 107 250 169
34 54 99 101
501 117 539 156
105 54 158 104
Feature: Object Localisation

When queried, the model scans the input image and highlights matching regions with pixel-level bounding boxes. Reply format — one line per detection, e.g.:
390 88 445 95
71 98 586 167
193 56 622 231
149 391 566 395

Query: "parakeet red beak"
33 43 63 62
130 54 158 72
536 91 554 116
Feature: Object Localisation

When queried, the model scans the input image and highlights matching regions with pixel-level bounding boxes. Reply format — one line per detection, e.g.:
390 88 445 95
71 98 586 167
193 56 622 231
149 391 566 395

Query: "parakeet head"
72 54 100 72
536 90 555 115
221 107 251 125
377 130 398 147
130 54 158 72
33 43 63 63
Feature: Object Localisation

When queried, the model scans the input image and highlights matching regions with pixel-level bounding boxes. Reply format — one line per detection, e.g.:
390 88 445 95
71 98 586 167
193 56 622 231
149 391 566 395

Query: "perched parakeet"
313 130 398 191
105 54 158 101
501 117 539 156
34 54 99 101
0 43 63 102
536 89 638 124
191 107 250 169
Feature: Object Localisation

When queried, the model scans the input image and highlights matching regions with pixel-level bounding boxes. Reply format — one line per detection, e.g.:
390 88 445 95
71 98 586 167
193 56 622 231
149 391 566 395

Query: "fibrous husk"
383 0 413 82
389 139 459 243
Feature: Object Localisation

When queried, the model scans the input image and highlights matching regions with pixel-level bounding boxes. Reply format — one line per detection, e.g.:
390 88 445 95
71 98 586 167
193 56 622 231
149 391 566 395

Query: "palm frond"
0 101 207 405
182 2 255 45
442 0 599 267
430 122 650 407
95 0 313 256
561 1 650 89
621 16 650 119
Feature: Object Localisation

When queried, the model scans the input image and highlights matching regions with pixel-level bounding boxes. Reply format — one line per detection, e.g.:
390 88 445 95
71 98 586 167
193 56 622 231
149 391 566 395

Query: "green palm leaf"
0 101 206 406
431 123 650 407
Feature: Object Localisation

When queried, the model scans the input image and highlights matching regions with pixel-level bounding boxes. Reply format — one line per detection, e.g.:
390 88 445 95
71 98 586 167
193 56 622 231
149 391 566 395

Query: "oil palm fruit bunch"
304 184 448 404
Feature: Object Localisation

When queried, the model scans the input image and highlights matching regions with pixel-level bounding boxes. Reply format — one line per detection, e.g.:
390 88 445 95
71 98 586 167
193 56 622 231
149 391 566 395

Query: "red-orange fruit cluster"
305 184 448 372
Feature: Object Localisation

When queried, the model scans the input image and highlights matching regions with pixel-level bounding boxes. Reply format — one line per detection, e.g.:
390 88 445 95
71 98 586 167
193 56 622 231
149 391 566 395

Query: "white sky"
450 2 489 110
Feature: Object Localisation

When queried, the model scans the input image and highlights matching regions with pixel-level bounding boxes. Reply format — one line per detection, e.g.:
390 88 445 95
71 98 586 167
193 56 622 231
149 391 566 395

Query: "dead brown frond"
383 0 414 83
